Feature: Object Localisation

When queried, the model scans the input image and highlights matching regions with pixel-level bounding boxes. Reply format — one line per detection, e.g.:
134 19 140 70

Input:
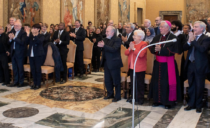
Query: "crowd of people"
0 16 210 113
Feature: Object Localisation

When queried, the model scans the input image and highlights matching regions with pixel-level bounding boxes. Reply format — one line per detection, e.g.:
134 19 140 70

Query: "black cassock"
148 32 182 106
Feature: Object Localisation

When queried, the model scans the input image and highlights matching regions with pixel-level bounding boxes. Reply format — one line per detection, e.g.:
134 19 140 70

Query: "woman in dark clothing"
92 28 102 72
65 26 71 33
101 24 107 38
25 24 45 90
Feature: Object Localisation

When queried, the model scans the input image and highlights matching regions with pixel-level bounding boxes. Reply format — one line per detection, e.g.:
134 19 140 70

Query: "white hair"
145 19 151 24
107 26 115 33
160 21 171 31
127 23 135 30
134 30 145 40
194 21 206 32
15 20 22 26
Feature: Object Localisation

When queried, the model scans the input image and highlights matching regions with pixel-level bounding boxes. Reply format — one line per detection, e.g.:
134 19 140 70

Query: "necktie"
189 36 199 62
58 31 61 39
75 28 78 33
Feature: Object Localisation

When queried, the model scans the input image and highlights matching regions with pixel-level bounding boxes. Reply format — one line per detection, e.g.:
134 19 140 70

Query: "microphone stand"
131 39 177 128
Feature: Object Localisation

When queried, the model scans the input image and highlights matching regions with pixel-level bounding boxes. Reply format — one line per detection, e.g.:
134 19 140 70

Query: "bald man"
98 26 123 102
8 21 27 87
154 17 162 35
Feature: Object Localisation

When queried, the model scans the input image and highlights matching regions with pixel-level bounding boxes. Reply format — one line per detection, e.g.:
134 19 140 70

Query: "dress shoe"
184 106 193 111
60 80 66 84
138 100 144 105
196 108 202 113
79 74 83 78
7 83 19 87
33 85 40 90
112 98 121 102
2 83 9 86
165 105 171 109
126 98 132 102
152 103 161 107
30 85 35 89
104 95 114 100
17 84 24 88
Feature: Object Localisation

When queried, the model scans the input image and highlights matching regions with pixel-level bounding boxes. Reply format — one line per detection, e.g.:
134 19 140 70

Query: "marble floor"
0 72 209 128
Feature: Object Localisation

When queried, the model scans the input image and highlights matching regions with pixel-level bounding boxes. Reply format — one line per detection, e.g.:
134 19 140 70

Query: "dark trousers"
129 69 145 102
60 54 67 80
29 56 42 86
92 48 101 70
0 54 10 84
75 50 84 75
12 54 24 85
104 62 121 99
187 61 206 108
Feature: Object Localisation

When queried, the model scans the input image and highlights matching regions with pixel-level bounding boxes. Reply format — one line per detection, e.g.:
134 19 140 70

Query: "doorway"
137 8 143 26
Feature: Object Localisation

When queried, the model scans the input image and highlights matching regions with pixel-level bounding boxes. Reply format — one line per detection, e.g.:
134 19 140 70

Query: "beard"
171 27 177 32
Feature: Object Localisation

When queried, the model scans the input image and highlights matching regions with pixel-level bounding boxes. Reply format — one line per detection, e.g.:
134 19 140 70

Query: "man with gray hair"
184 21 210 113
144 19 156 37
8 20 27 87
98 26 123 102
148 20 182 109
5 17 16 34
122 23 135 48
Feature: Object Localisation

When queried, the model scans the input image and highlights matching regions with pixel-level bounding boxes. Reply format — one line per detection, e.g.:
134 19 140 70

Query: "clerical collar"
171 30 182 36
162 32 170 37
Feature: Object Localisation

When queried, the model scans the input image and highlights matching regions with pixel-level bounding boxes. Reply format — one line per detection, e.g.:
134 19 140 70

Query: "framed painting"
118 0 130 24
94 0 110 28
61 0 85 26
8 0 42 26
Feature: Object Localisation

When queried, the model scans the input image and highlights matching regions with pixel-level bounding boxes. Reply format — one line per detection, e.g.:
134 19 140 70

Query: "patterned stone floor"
0 72 209 128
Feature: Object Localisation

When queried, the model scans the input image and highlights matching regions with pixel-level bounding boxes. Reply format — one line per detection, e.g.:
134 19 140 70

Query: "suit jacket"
5 27 15 34
26 34 45 57
154 27 160 35
70 27 86 51
101 36 123 69
42 32 51 46
52 30 70 55
0 33 9 54
8 29 27 58
183 34 210 74
123 31 134 49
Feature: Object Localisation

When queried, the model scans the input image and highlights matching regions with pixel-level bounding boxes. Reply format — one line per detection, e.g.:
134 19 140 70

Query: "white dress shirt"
54 30 63 45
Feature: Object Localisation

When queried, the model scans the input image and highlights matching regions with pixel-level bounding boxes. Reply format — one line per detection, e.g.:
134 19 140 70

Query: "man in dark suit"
8 21 27 87
154 17 162 35
70 20 86 78
0 26 10 86
184 21 210 113
121 23 134 49
5 17 16 34
52 22 70 84
98 26 123 102
25 24 45 90
41 23 51 46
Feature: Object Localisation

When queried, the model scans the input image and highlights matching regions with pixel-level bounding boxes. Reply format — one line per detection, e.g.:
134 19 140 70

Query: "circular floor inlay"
95 78 104 82
3 107 39 118
40 86 104 101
